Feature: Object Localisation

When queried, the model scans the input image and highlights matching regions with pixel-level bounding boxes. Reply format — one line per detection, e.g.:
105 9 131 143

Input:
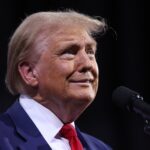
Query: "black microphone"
112 86 150 120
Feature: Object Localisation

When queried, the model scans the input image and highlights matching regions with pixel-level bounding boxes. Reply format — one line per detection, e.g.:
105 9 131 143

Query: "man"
0 10 112 150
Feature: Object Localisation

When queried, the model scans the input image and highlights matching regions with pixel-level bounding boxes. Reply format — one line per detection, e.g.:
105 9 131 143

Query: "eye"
60 46 79 59
87 49 95 55
63 48 78 55
86 49 96 59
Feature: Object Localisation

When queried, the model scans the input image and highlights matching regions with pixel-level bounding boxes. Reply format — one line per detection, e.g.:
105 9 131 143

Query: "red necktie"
60 124 83 150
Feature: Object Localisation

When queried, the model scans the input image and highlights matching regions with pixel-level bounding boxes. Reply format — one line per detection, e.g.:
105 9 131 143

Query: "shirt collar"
19 94 75 143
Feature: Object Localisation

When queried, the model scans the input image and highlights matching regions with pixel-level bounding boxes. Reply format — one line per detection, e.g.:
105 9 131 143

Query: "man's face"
34 28 99 108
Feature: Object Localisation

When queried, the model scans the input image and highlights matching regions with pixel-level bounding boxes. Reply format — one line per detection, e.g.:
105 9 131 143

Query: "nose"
77 51 94 72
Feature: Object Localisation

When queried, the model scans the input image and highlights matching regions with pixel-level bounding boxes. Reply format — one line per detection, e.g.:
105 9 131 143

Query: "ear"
18 62 38 87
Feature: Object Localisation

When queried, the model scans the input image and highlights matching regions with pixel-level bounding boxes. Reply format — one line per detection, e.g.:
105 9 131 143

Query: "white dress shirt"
19 94 74 150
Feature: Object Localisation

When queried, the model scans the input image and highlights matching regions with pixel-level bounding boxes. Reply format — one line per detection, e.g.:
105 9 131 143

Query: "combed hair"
5 10 107 95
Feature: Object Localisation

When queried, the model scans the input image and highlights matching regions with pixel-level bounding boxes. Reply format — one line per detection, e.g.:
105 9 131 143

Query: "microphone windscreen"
112 86 139 109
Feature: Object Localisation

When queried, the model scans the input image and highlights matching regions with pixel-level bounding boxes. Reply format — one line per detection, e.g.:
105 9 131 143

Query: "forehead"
48 26 97 48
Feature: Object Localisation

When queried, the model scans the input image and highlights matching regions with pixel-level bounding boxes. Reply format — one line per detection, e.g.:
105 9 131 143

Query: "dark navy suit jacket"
0 101 112 150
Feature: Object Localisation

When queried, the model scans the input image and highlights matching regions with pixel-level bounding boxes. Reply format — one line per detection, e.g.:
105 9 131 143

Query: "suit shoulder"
0 112 13 135
0 111 11 122
80 131 112 150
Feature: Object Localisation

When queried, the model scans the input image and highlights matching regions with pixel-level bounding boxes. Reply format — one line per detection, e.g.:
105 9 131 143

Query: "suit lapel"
77 127 111 150
76 127 90 150
6 100 51 150
5 101 109 150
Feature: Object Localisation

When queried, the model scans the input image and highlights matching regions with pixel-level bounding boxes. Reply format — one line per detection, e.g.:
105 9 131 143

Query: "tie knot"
60 124 83 150
60 124 77 139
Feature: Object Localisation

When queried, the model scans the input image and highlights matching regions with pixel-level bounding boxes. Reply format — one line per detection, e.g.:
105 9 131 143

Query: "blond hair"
5 10 107 95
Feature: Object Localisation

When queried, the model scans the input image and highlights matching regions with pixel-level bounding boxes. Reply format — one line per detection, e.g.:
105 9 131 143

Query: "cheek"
96 64 99 76
54 61 75 77
93 61 99 78
94 62 99 88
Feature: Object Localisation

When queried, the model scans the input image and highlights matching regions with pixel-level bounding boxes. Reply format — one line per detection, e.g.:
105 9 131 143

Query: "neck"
43 101 88 123
32 95 89 123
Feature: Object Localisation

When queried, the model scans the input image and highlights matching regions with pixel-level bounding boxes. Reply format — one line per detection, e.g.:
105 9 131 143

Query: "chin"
72 93 95 104
66 89 96 105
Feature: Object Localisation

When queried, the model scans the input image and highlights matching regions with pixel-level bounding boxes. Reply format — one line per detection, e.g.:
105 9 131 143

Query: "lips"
69 78 94 83
68 72 95 84
69 79 94 88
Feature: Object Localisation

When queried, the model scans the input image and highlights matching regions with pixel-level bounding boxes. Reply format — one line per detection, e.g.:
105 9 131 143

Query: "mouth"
69 79 94 86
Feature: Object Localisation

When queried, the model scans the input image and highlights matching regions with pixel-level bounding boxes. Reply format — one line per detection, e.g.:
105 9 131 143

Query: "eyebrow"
59 43 97 56
60 39 97 50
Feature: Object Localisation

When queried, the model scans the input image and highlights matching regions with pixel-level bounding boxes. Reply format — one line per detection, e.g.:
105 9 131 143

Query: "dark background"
0 0 149 149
